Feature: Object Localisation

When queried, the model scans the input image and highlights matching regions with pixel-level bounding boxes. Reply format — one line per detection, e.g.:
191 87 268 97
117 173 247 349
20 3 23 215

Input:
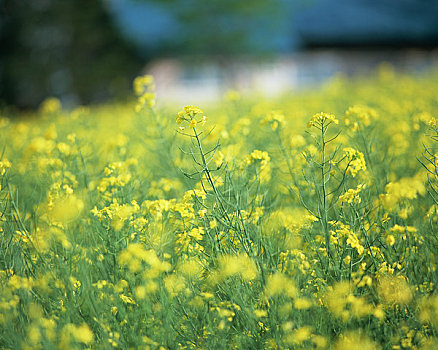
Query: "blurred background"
1 0 438 109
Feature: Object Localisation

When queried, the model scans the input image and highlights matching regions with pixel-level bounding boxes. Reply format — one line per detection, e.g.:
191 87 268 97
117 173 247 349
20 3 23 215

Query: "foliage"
0 0 144 108
143 0 301 55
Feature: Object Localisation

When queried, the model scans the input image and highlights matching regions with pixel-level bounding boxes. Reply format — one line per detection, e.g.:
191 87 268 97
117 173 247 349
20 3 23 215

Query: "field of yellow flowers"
1 65 438 349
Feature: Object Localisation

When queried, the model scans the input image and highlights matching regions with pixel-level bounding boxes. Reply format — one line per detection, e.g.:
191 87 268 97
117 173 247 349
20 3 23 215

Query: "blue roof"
295 0 438 46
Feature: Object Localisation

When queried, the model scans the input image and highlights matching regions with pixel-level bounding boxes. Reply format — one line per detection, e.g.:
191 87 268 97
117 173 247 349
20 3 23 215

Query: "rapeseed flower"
339 184 365 204
264 272 297 298
49 194 84 224
216 254 258 282
39 97 61 114
307 112 339 128
343 147 366 177
0 158 11 176
134 75 156 110
344 105 377 131
261 110 286 131
378 276 413 305
335 331 378 350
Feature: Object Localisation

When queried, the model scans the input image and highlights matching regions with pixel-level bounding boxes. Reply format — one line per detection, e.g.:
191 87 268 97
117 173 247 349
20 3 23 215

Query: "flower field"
1 66 438 349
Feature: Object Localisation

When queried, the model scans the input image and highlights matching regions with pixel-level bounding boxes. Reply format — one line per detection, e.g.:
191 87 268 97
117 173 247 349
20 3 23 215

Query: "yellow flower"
134 75 155 110
120 294 136 305
175 111 185 124
294 297 312 309
312 335 327 348
224 89 240 101
324 281 351 318
285 326 313 345
183 105 203 116
344 105 377 131
0 158 11 176
137 92 156 109
386 234 396 246
308 112 338 128
379 172 426 212
71 324 94 344
378 275 412 305
244 150 271 183
133 75 154 96
254 309 267 318
163 274 186 297
339 184 365 204
335 331 378 350
264 272 297 298
346 232 364 255
217 254 258 281
418 294 438 327
261 111 286 131
63 323 94 345
39 97 61 114
343 148 366 177
135 286 147 299
429 117 438 127
176 106 206 128
49 194 84 224
177 259 203 278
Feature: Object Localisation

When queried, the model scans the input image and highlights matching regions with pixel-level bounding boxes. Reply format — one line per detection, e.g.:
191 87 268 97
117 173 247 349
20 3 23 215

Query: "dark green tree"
0 0 144 109
146 0 290 55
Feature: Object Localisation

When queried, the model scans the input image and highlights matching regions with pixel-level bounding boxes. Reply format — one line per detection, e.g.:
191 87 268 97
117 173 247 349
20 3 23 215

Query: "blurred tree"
143 0 294 55
0 0 144 109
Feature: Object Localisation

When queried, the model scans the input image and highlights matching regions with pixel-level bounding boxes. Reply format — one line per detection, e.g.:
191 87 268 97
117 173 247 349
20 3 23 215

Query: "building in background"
107 0 438 103
106 0 438 53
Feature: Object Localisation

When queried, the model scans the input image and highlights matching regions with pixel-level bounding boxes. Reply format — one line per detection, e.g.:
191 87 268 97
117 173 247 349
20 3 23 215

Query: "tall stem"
193 128 232 226
320 124 333 268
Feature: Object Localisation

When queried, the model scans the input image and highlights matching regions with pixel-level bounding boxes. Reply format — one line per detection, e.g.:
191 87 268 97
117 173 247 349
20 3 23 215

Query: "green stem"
320 124 335 274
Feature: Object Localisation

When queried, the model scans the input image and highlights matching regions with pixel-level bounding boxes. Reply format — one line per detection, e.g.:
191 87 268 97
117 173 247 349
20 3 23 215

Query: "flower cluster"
0 158 11 176
175 105 207 129
261 110 286 131
133 75 156 110
39 97 62 114
307 112 339 128
244 149 271 183
338 184 365 204
344 105 377 131
343 147 367 177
